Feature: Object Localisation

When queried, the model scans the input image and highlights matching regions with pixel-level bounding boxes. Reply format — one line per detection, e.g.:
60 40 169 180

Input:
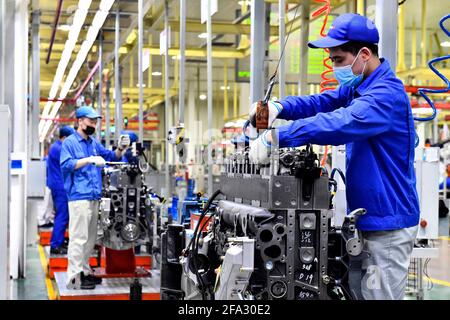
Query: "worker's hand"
118 134 131 151
249 130 272 164
89 156 106 167
249 100 283 129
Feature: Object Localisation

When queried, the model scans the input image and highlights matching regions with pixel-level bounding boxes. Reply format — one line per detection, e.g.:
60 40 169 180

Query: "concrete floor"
11 216 450 300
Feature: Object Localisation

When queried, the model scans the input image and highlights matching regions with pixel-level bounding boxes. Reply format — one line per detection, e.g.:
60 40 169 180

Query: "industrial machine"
99 142 155 252
161 144 370 300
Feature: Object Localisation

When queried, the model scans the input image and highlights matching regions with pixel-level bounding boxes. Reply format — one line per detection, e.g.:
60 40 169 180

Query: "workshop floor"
11 216 450 300
419 216 450 300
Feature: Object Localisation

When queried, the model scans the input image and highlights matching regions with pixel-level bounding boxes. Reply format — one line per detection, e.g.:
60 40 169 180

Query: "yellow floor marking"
438 236 450 241
424 276 450 288
37 244 57 300
409 273 450 287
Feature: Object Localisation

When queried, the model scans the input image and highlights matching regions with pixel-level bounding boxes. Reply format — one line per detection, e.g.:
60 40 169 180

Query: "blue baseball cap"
121 130 138 143
59 125 75 138
76 106 102 119
308 13 379 49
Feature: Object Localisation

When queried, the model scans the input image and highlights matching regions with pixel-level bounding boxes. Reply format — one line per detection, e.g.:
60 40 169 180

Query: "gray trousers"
359 225 418 300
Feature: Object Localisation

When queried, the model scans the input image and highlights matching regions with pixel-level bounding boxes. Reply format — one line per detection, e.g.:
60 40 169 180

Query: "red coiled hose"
311 0 338 93
312 0 336 166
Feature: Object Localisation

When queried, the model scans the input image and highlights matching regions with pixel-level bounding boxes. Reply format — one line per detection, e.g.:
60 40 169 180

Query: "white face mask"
333 49 367 88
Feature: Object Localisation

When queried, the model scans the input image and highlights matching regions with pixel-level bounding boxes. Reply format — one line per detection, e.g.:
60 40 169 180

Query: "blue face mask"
333 50 367 88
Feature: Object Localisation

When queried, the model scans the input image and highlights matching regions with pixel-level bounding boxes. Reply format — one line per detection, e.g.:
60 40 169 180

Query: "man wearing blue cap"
47 125 75 255
60 106 131 289
248 13 419 300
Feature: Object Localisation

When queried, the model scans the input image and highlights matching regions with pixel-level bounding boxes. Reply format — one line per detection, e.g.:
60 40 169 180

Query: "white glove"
249 100 283 129
89 156 106 167
118 134 131 150
249 130 272 164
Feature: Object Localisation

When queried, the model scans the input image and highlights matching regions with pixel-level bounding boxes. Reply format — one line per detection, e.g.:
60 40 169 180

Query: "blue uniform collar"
74 131 92 143
355 58 390 96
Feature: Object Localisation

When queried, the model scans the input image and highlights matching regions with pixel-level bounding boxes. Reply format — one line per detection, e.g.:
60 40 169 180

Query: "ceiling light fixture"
57 24 71 32
39 0 92 135
40 0 116 142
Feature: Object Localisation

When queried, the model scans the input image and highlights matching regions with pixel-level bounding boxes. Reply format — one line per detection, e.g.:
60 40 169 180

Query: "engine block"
99 163 154 251
161 146 368 300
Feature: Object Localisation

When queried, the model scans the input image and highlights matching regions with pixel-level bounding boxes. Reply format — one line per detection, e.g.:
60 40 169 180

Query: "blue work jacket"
46 140 64 190
276 59 420 231
60 131 119 201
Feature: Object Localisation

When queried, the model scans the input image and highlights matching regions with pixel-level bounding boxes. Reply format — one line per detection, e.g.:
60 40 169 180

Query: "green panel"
288 15 335 75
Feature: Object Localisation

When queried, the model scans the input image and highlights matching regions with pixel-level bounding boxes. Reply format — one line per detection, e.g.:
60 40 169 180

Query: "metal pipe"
148 34 152 87
73 61 100 101
250 0 265 103
223 62 228 119
164 0 171 198
46 0 63 64
278 0 285 99
356 0 364 15
298 2 309 96
115 4 123 141
178 0 186 125
105 75 111 147
375 0 398 72
412 20 417 69
418 258 424 300
397 4 406 71
233 82 238 118
428 33 433 62
130 55 134 88
207 0 213 196
0 0 4 105
39 98 73 103
97 30 103 141
138 0 144 142
11 0 28 280
421 0 427 67
31 8 40 159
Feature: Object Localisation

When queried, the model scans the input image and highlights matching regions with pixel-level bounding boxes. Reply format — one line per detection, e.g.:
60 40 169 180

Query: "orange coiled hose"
311 0 338 92
312 0 336 167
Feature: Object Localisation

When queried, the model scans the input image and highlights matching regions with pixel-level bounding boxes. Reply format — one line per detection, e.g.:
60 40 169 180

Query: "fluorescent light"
220 86 230 90
78 0 92 10
136 83 146 88
39 1 92 135
172 55 181 60
199 94 207 100
152 71 162 76
198 33 216 39
99 0 115 11
40 0 116 142
441 41 450 47
58 24 71 32
91 10 109 31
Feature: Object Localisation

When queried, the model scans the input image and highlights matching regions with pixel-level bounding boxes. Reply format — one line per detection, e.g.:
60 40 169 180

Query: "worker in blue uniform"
248 13 419 300
60 106 130 290
48 125 75 255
